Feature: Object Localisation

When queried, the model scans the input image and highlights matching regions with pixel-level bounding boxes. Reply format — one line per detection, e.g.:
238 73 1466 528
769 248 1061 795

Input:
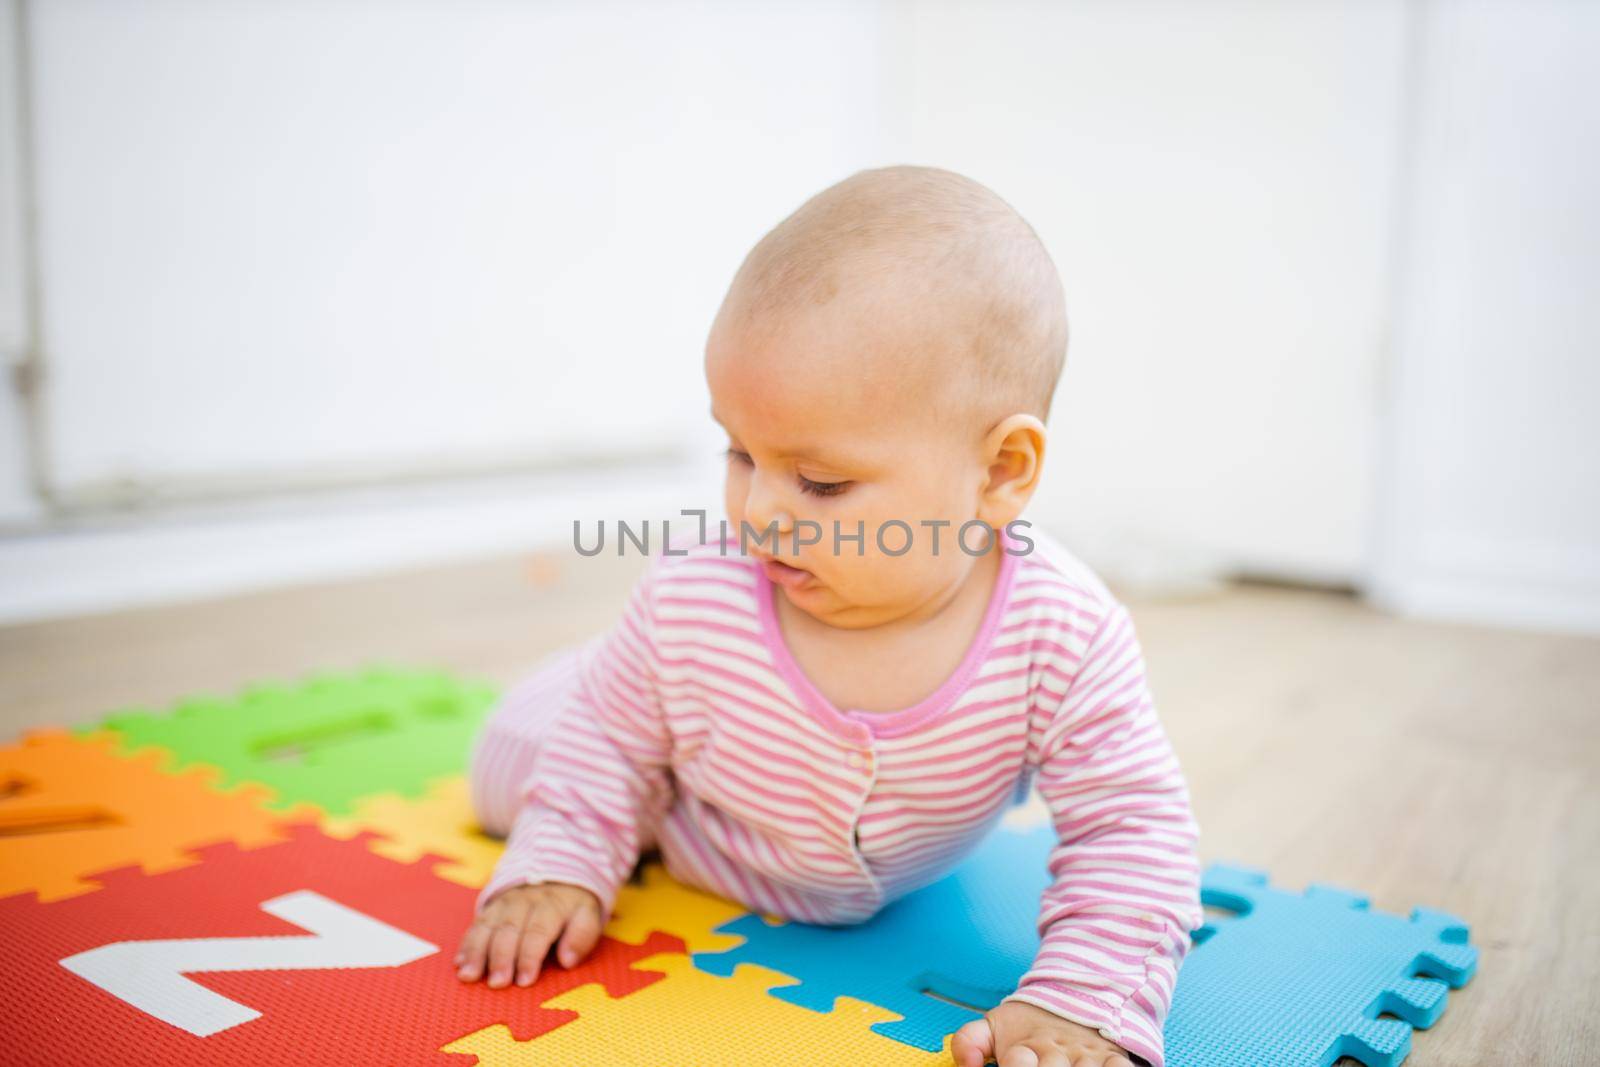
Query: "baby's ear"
977 413 1046 526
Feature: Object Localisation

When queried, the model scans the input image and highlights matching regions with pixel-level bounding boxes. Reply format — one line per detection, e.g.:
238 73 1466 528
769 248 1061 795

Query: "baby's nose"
747 504 794 536
743 476 795 535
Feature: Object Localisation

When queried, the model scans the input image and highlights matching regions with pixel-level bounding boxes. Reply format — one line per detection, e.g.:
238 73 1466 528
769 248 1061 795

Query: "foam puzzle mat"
0 667 1477 1066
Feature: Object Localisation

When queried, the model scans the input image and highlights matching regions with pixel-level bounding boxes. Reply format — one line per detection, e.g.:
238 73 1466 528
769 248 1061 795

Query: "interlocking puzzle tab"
322 775 503 889
692 824 1053 1051
606 861 751 956
0 821 683 1066
0 728 293 901
93 668 497 815
444 952 952 1067
1166 864 1477 1067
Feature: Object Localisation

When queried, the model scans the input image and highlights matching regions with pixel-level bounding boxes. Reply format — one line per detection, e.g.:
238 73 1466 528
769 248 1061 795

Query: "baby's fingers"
484 897 537 989
457 893 531 983
555 897 603 969
952 1018 995 1067
512 897 569 987
454 920 491 982
998 1046 1039 1067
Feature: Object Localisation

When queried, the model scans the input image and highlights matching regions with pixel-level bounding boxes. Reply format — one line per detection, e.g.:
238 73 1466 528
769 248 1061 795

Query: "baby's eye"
724 447 752 465
798 475 850 498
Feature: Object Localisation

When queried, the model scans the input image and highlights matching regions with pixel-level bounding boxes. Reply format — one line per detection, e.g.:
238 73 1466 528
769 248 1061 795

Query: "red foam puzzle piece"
0 820 683 1065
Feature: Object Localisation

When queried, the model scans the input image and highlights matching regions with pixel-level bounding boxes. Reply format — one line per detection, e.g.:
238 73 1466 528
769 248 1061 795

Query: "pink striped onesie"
467 527 1201 1066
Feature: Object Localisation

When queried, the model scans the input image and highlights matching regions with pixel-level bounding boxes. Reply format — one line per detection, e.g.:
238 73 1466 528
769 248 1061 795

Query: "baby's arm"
456 558 676 988
961 602 1202 1067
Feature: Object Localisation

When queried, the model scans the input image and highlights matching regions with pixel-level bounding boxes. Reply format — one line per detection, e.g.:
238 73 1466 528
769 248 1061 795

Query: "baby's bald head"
715 166 1068 425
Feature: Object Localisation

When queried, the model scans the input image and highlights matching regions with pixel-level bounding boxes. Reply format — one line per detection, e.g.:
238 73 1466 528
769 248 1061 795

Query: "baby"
453 166 1202 1067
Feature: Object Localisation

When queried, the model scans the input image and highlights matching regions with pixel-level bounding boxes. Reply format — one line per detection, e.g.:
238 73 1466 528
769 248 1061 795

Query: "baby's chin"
777 580 913 630
773 573 831 617
772 574 846 620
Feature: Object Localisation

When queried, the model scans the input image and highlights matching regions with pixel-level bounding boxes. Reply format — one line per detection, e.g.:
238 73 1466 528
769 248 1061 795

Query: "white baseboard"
1371 530 1600 636
1370 574 1600 636
0 460 722 624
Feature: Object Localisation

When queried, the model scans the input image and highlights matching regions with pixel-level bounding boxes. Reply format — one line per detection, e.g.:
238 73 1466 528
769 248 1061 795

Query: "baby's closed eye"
797 474 849 497
724 446 852 498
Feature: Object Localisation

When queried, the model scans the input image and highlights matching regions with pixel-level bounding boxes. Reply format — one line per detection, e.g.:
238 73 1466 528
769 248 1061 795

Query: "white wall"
25 0 884 500
1373 0 1600 633
0 0 40 525
1 0 888 619
888 1 1408 586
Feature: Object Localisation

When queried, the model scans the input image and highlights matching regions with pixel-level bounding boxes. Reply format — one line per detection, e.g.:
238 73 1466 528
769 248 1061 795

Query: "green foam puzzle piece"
87 668 497 815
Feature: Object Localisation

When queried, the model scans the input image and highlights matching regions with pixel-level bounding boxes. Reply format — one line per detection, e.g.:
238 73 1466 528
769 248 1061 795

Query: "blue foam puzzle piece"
691 828 1477 1066
693 824 1054 1051
1167 863 1477 1067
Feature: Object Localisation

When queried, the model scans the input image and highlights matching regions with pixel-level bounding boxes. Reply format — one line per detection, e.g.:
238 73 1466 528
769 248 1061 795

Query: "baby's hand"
951 1001 1135 1067
453 882 603 989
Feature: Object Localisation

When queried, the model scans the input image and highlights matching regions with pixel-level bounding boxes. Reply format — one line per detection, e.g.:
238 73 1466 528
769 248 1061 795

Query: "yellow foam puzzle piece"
322 774 758 953
606 862 751 954
441 952 952 1066
321 775 503 888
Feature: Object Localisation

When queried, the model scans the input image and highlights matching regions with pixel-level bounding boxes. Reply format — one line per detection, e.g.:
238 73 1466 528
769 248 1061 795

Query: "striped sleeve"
1000 603 1203 1067
476 554 676 917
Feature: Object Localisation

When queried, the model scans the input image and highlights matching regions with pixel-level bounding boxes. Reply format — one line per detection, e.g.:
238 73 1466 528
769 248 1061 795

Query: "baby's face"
705 281 998 630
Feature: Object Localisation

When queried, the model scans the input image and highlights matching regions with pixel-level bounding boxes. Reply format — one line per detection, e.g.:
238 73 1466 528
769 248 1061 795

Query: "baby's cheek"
845 540 927 602
722 470 748 529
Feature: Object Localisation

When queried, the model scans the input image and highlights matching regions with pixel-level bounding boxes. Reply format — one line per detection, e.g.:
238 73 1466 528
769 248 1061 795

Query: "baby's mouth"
760 556 814 591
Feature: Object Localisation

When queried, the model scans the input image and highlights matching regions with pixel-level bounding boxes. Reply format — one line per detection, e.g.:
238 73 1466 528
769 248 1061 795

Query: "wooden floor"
2 550 1595 1065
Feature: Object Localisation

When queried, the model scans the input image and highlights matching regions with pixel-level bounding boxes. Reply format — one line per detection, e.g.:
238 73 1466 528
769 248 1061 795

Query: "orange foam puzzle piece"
0 728 302 901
